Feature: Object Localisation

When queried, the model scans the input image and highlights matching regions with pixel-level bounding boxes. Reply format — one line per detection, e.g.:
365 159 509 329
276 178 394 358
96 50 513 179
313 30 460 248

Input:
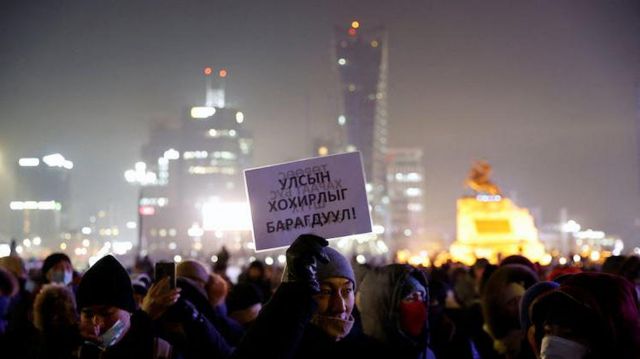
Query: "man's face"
80 305 131 338
313 277 354 320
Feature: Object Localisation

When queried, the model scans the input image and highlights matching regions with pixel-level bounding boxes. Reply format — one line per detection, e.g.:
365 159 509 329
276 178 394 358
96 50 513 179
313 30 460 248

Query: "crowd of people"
0 234 639 358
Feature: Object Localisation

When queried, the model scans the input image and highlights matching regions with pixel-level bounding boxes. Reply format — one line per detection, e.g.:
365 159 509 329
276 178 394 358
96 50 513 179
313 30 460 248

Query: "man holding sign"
244 152 372 251
232 234 382 359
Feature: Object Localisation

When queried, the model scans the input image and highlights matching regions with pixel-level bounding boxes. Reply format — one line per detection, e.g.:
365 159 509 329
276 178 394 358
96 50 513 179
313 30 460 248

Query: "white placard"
244 152 372 251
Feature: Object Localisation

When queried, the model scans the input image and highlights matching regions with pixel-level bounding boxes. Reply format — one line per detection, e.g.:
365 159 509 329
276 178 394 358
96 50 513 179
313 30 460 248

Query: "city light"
163 148 180 160
10 201 61 211
318 146 329 156
18 158 40 167
338 58 347 66
0 244 10 257
219 69 228 78
235 111 244 123
351 20 360 29
42 153 73 169
81 227 92 235
204 67 213 76
201 200 252 231
190 106 216 119
338 115 346 125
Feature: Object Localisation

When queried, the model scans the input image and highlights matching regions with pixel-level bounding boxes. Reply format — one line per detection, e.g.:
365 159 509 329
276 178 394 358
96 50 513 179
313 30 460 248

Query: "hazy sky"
1 1 639 245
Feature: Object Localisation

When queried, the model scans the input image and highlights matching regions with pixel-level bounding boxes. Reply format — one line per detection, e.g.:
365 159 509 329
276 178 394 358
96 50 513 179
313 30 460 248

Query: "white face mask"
49 270 73 285
98 319 127 349
540 335 589 359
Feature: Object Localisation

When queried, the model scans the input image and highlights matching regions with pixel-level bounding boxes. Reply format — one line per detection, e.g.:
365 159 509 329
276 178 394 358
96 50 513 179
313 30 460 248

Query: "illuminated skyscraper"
10 154 73 250
334 21 389 227
334 21 388 188
125 69 254 260
386 148 426 251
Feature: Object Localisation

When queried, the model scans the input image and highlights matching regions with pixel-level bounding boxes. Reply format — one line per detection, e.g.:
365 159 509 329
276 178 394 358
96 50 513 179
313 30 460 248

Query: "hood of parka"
357 264 429 352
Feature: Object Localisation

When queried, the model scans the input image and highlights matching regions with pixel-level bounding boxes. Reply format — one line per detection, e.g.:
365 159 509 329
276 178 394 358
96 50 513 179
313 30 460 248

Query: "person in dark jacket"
232 233 381 359
176 259 244 346
76 255 178 359
530 272 640 359
357 264 436 359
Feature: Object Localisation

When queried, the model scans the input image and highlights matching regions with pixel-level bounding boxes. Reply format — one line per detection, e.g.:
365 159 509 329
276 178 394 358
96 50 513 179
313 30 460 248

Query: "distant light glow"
405 188 422 197
573 254 581 262
32 237 41 246
211 255 219 263
338 58 346 66
202 200 252 231
351 20 360 29
229 129 237 137
318 146 329 156
348 28 357 37
558 257 567 265
126 221 137 229
0 244 10 257
265 257 274 266
204 67 213 76
188 224 204 237
373 224 385 235
219 69 228 78
10 201 61 211
81 227 92 235
191 106 216 119
277 255 286 264
42 153 73 169
164 148 180 160
112 241 133 255
174 255 182 263
235 111 244 123
370 40 379 48
356 255 366 264
18 158 40 167
590 251 601 262
338 115 346 125
139 206 156 216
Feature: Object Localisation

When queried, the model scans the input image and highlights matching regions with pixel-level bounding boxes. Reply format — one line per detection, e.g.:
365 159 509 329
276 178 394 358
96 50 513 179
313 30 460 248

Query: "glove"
286 234 329 293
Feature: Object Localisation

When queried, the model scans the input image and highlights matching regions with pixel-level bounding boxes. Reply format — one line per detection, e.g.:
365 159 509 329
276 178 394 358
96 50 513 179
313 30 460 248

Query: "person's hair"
33 284 78 332
0 267 18 297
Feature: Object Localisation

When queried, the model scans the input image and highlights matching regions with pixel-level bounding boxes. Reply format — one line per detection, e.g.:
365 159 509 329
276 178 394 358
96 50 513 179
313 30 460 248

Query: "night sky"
1 1 639 245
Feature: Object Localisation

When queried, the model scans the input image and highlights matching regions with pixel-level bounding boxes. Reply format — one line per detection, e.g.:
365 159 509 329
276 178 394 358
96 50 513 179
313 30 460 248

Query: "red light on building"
348 28 357 37
139 206 156 216
204 67 213 76
219 69 228 78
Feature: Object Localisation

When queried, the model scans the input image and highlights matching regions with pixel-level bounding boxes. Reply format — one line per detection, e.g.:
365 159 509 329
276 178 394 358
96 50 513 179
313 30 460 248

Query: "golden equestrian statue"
465 160 502 196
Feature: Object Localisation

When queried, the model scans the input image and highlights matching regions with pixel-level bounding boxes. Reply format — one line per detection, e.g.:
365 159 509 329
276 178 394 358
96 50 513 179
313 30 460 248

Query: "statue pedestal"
449 196 546 265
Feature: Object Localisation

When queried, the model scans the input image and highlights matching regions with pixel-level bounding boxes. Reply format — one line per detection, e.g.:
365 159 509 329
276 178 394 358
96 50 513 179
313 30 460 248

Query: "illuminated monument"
449 161 546 265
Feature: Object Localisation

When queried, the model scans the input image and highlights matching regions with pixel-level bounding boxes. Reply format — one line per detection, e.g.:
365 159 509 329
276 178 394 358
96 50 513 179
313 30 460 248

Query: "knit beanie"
316 247 355 288
42 253 72 277
77 255 136 312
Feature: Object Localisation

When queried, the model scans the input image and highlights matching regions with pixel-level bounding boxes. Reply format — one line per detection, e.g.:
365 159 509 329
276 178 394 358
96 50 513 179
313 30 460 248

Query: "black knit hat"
77 255 136 312
42 252 71 277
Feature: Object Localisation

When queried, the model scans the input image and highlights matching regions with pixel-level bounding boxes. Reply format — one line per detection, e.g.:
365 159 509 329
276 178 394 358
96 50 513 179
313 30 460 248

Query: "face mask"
98 319 126 349
399 300 427 337
49 270 73 285
24 279 37 293
540 335 589 359
311 314 354 341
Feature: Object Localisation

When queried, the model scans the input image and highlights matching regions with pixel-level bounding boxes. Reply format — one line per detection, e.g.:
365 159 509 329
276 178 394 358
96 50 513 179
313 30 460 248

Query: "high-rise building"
125 70 254 260
9 154 73 252
386 148 426 252
334 20 389 228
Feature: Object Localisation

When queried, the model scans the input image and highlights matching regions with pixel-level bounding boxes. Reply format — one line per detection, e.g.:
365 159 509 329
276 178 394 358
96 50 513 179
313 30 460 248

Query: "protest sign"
244 152 372 251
